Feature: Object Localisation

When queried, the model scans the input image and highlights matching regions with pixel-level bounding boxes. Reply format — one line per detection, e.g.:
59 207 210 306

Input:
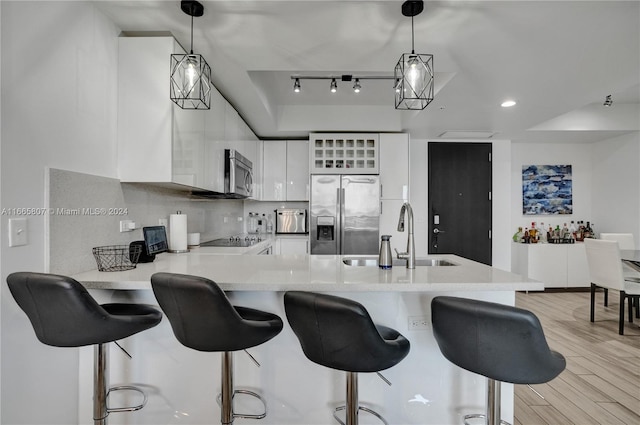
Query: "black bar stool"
150 272 283 425
7 272 162 425
284 291 410 425
431 296 566 425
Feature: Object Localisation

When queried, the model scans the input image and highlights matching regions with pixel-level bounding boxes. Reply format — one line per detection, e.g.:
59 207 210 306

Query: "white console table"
511 242 590 288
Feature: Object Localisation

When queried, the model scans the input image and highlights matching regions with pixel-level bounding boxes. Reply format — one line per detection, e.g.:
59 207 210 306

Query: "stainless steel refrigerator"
310 174 380 255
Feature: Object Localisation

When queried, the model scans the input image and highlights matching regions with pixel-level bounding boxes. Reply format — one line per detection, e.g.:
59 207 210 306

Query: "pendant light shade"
395 0 434 110
170 0 211 110
394 52 434 110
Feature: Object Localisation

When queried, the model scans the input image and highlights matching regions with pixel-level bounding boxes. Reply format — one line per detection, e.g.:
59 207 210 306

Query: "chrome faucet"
395 202 415 269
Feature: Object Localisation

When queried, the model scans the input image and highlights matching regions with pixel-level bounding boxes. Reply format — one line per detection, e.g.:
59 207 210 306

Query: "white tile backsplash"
48 169 244 275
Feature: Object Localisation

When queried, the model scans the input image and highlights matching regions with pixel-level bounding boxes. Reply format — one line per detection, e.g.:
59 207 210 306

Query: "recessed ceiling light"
501 100 516 108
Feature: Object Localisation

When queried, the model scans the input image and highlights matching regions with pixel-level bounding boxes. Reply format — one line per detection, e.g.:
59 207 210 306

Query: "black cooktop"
201 235 265 248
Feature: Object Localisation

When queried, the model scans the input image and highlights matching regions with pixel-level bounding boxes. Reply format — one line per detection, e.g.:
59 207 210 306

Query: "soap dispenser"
379 235 392 269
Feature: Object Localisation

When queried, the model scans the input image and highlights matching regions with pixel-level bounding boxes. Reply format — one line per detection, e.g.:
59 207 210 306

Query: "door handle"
433 228 445 234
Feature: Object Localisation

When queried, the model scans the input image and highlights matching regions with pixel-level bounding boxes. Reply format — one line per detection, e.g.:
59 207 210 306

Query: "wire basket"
92 245 141 272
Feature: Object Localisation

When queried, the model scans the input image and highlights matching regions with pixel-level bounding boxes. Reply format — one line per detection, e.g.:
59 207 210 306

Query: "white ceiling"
95 0 640 142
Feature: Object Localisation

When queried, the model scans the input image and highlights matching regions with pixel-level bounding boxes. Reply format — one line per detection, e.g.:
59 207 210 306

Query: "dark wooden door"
428 142 492 265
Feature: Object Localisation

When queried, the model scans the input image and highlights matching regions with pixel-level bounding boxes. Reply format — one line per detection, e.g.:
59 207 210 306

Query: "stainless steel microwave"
224 149 253 198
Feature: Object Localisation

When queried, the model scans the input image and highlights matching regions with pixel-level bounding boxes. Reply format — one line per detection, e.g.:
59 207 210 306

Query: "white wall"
591 132 640 247
1 2 120 423
511 142 593 236
511 135 640 250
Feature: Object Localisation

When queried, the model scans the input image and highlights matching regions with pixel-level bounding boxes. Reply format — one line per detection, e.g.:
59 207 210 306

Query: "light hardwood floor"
514 291 640 425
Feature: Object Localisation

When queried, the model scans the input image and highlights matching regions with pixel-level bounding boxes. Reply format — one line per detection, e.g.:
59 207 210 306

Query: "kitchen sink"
342 257 458 267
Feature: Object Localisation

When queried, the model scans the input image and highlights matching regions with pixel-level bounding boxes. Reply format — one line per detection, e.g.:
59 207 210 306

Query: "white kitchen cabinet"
262 141 287 201
261 140 309 201
379 133 409 200
118 36 205 188
224 103 239 142
276 236 309 255
117 36 259 195
202 87 227 193
286 140 309 201
511 243 589 288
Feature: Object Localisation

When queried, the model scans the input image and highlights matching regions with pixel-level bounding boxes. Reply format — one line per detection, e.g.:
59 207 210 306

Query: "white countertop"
72 249 542 292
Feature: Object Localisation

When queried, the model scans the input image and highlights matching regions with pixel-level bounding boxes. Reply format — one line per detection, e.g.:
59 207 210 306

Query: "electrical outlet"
119 220 135 232
408 316 430 330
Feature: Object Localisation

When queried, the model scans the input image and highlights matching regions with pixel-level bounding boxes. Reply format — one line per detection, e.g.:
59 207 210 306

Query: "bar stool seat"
7 272 162 424
150 272 283 425
431 296 565 425
284 291 410 425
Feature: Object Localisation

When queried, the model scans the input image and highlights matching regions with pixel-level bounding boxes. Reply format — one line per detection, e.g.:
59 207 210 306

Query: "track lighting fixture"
170 0 211 109
290 74 394 94
603 95 613 107
394 0 434 110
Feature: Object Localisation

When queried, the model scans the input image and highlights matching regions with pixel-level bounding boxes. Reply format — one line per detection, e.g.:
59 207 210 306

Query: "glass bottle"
537 222 546 243
513 227 523 242
256 214 264 233
266 214 274 234
247 212 255 234
529 222 537 243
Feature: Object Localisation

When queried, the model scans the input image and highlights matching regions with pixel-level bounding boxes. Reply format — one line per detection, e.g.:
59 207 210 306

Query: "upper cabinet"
286 140 310 200
262 140 287 200
117 36 259 196
379 133 409 200
118 36 204 188
262 140 309 201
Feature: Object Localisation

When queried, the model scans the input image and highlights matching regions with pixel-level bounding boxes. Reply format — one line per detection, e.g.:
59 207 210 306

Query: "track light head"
293 78 301 93
353 79 361 93
603 94 613 107
330 78 338 93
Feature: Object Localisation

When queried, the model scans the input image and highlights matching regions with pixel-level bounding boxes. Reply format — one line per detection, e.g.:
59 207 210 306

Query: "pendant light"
394 0 434 110
170 0 212 109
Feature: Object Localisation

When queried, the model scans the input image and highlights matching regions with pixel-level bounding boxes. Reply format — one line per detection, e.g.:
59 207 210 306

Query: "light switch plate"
9 218 28 247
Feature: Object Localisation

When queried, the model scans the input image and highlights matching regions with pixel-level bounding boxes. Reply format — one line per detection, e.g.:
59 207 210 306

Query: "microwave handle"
245 170 253 195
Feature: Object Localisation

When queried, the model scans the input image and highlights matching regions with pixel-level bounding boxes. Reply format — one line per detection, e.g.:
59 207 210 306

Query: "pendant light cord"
190 14 194 54
411 15 415 54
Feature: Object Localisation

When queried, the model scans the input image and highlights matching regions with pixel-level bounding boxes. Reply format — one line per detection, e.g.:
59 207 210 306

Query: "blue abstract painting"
522 165 573 215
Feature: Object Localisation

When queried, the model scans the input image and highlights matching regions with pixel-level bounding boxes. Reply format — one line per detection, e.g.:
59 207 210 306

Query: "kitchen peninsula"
71 251 540 425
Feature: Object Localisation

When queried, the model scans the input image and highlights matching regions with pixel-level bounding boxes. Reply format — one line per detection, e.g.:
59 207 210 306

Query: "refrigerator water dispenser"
317 216 335 241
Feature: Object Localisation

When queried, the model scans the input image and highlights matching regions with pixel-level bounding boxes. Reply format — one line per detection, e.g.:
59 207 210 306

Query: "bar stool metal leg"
463 379 510 425
221 352 234 425
94 344 108 425
333 372 389 425
93 343 150 425
346 372 358 425
487 378 501 425
217 351 268 425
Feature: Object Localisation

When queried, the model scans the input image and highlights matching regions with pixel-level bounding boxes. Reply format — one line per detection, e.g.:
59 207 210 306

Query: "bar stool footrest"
106 385 148 414
333 405 389 425
463 413 511 425
217 389 267 421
